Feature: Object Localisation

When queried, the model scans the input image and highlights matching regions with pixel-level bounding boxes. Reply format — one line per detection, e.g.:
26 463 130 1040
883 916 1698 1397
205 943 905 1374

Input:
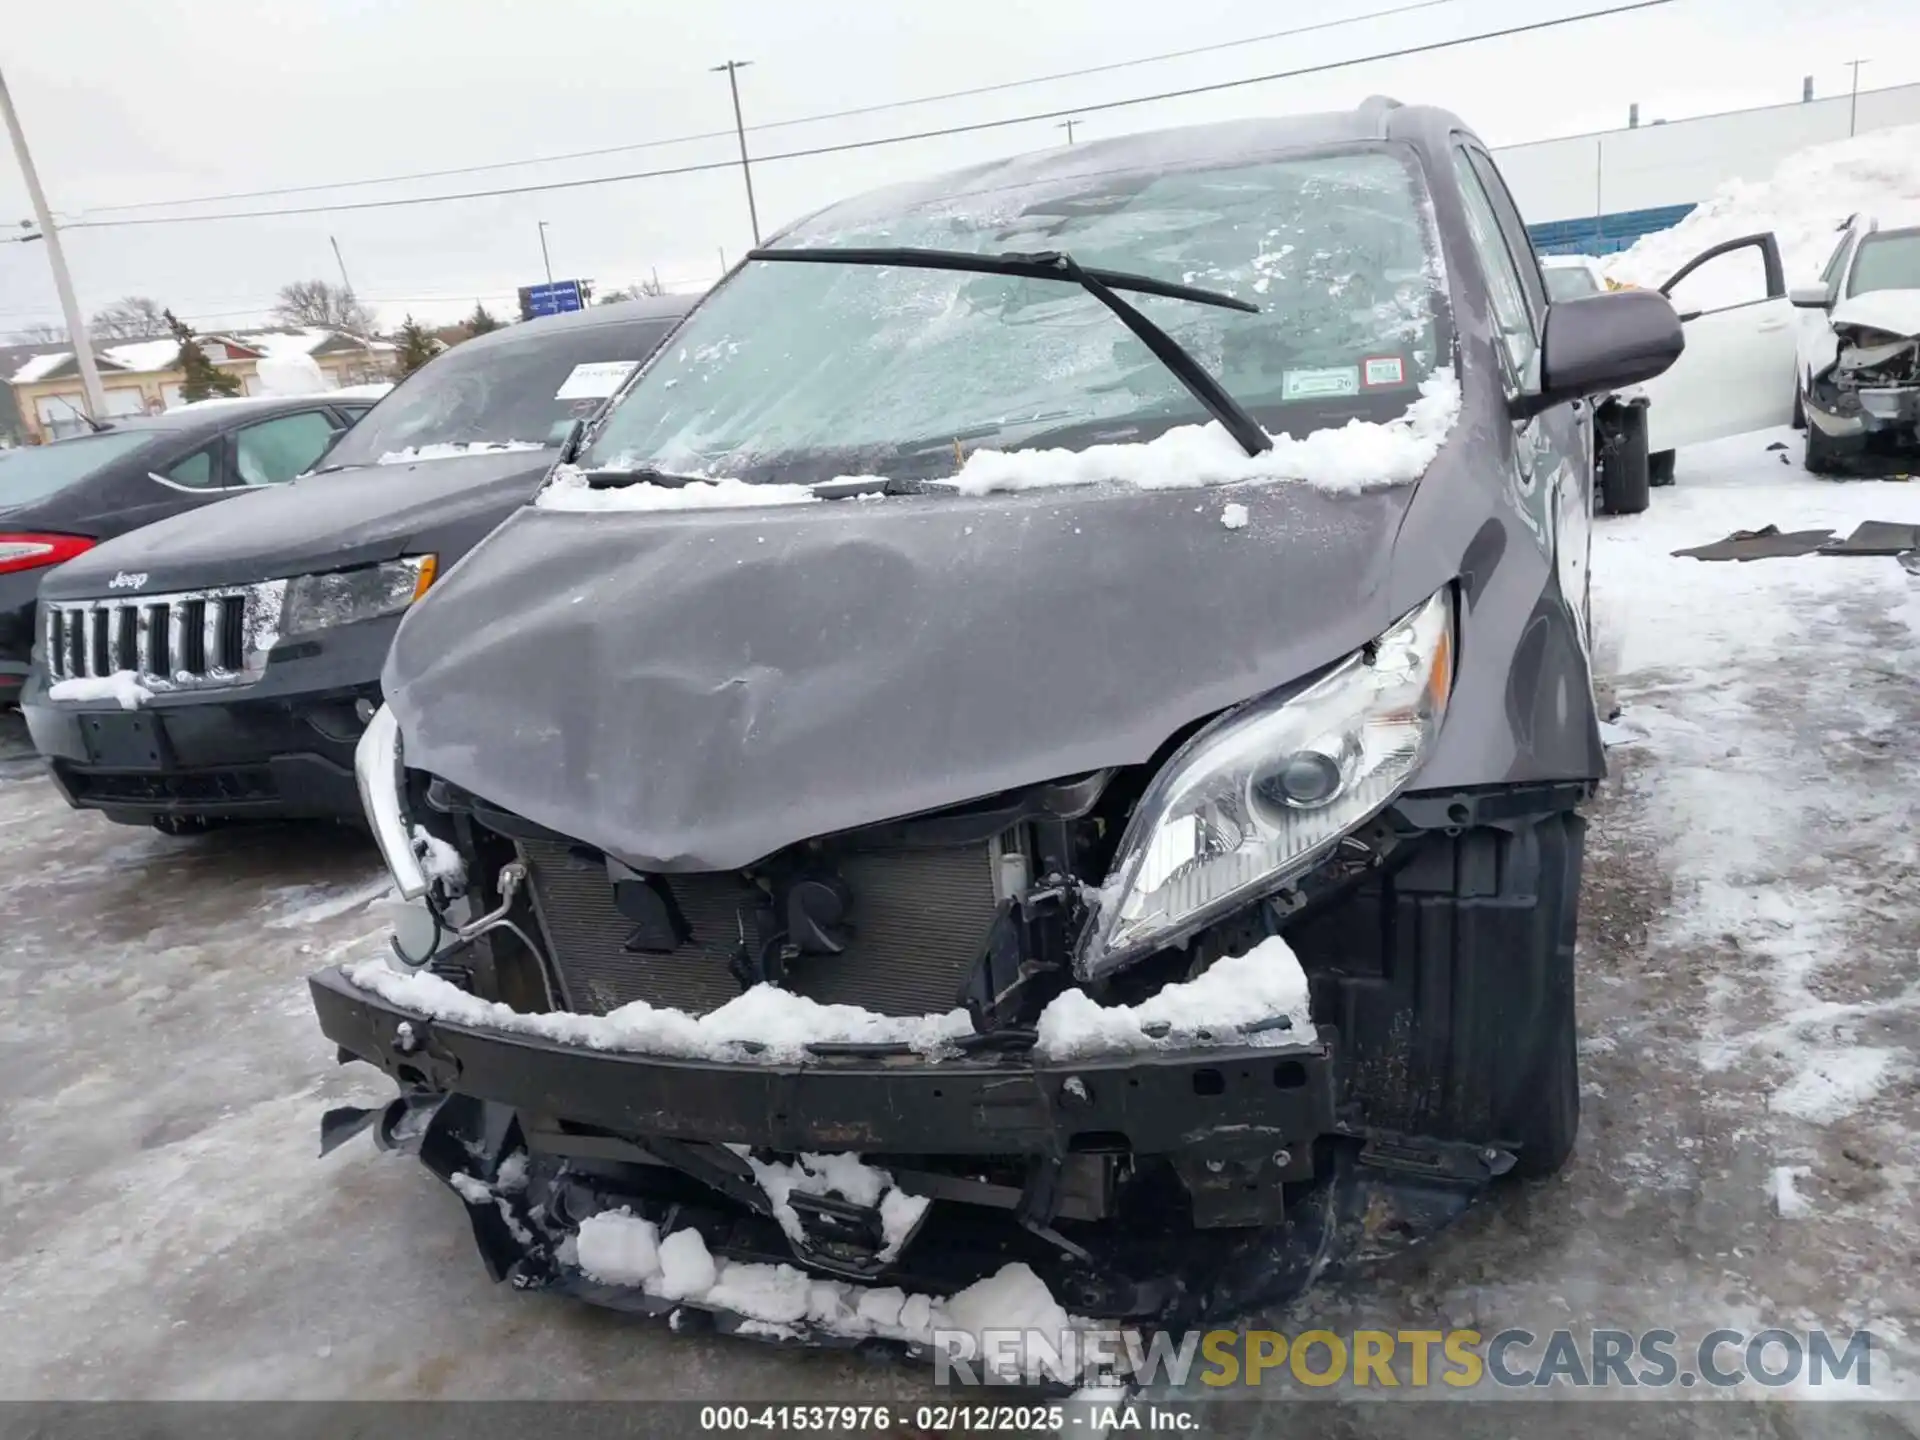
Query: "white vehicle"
1539 255 1659 515
1788 216 1920 473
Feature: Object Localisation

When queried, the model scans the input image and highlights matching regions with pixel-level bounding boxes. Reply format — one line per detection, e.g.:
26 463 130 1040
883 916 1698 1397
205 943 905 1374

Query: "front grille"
520 838 1005 1019
64 766 278 805
43 581 286 692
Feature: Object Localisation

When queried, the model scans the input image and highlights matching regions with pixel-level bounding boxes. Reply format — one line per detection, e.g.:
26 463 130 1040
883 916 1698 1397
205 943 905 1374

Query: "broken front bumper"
310 965 1334 1166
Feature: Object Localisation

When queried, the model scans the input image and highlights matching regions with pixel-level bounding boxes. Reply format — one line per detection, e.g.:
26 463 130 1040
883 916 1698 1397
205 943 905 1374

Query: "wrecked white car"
308 98 1683 1358
1792 220 1920 473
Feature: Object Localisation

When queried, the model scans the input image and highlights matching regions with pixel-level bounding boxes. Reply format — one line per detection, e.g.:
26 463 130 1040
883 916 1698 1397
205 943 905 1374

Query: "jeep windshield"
582 146 1447 486
320 316 681 470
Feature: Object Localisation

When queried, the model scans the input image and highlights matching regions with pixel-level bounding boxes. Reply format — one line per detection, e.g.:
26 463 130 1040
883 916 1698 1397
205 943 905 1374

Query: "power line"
60 0 1674 234
77 0 1470 217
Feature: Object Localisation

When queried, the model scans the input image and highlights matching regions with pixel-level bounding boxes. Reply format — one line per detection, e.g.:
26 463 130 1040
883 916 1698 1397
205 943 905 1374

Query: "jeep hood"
1829 290 1920 342
42 449 557 599
384 477 1434 872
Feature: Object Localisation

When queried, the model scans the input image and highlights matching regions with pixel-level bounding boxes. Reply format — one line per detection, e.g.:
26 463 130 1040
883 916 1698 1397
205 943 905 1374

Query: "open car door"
1639 232 1797 459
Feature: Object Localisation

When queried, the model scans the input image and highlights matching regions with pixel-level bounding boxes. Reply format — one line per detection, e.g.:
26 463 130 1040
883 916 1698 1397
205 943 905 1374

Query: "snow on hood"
377 440 547 464
1829 290 1920 340
1605 123 1920 299
534 373 1460 512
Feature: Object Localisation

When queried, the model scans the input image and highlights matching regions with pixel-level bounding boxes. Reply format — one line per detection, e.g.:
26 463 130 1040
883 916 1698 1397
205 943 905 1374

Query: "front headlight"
356 703 429 900
1081 587 1455 980
282 555 436 638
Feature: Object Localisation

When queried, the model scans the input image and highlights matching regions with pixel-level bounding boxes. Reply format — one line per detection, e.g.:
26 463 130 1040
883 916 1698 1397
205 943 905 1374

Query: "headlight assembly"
355 703 429 900
281 555 436 638
1080 587 1455 980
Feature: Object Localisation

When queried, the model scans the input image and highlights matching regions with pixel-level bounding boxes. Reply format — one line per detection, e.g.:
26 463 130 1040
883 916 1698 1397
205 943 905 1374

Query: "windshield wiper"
747 246 1273 458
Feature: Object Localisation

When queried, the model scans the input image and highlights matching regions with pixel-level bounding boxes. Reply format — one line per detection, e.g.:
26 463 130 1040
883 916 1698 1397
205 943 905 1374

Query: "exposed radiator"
518 837 1004 1019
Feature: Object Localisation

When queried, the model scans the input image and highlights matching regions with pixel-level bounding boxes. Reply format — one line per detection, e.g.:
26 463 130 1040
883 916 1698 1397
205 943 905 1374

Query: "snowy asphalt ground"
2 427 1916 1427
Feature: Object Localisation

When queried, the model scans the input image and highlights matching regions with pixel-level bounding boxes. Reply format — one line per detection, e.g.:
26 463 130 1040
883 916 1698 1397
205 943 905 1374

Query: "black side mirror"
1513 290 1684 420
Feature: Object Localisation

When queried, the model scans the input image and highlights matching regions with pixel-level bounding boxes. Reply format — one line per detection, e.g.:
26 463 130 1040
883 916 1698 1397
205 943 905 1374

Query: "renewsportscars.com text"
932 1326 1877 1391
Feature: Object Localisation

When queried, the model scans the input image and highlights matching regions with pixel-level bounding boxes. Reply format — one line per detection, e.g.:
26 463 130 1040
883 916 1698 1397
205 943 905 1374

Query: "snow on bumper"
308 964 1333 1160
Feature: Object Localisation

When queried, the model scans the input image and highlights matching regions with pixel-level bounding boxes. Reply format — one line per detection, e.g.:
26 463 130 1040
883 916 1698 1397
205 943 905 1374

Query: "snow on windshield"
583 148 1448 488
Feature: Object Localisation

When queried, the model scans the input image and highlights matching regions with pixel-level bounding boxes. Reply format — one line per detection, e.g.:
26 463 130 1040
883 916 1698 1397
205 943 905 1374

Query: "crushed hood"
43 450 557 599
1829 289 1920 342
383 480 1423 871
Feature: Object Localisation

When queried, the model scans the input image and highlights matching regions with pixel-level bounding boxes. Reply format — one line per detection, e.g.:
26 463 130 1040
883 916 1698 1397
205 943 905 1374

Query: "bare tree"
16 321 65 342
273 278 375 334
89 296 171 339
596 274 665 305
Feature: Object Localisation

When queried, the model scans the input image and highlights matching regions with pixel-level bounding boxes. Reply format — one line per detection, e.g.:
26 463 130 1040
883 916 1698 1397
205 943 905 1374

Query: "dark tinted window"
234 411 337 485
0 430 156 508
161 447 219 490
322 318 679 468
1848 231 1920 297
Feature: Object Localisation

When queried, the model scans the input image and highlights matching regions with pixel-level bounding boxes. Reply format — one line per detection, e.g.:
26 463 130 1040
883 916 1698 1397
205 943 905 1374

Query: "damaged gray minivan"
310 97 1683 1345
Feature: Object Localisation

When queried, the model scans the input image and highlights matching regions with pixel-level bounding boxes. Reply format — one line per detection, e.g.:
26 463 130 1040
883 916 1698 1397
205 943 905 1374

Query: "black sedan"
1 392 381 704
21 295 693 831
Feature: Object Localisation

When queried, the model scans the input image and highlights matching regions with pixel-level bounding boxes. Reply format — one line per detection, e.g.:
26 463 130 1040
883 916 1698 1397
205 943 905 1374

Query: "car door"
1639 233 1796 454
1453 144 1595 656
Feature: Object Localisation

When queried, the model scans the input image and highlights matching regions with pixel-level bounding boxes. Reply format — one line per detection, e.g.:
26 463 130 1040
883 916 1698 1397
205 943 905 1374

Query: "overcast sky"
2 0 1915 338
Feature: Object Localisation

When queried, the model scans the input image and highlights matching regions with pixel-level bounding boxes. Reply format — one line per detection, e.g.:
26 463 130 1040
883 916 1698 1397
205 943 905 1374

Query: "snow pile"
46 672 150 710
378 441 546 465
1219 502 1250 530
571 1213 1102 1380
538 467 821 512
1035 936 1314 1059
944 368 1458 498
1769 1164 1813 1218
741 1151 929 1262
1607 123 1920 298
347 932 1311 1064
343 957 977 1061
252 353 328 396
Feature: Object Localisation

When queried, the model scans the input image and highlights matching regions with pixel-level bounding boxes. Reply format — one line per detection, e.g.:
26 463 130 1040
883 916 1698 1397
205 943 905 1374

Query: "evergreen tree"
465 302 503 338
393 316 440 378
164 309 241 402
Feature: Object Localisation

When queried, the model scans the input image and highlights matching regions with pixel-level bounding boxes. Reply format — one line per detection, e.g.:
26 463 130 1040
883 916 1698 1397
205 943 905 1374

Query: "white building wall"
1492 82 1920 227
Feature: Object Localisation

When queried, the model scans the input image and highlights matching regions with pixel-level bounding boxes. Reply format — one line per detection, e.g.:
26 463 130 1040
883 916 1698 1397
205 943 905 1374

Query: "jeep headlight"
282 555 436 638
1081 588 1454 979
356 702 429 900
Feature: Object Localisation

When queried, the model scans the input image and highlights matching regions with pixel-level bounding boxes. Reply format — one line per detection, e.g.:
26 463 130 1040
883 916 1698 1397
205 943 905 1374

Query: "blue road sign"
521 280 586 318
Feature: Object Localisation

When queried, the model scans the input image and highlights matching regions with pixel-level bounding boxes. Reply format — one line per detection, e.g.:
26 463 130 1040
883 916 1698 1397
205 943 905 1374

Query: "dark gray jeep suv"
311 96 1682 1366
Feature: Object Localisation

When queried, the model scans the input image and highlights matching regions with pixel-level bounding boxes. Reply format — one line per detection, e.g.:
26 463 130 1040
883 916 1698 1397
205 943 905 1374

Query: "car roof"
456 294 699 356
98 393 357 437
772 96 1462 240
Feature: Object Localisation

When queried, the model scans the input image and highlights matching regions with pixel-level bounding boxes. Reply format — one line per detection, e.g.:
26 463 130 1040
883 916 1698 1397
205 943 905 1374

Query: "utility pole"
1058 118 1083 145
537 221 554 285
1845 59 1868 137
711 60 761 245
0 64 105 421
329 235 379 377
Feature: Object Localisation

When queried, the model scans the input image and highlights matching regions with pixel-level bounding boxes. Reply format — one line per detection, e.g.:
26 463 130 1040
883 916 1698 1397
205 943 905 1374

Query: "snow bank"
538 464 822 512
46 672 150 710
944 368 1458 498
1608 123 1920 299
252 353 329 396
570 1212 1104 1382
377 441 546 465
741 1151 929 1262
1035 935 1314 1059
345 932 1312 1064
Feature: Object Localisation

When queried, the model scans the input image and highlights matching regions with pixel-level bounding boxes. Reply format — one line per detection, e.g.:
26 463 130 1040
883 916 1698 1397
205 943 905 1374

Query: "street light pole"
537 221 554 285
711 60 761 246
1845 59 1868 137
0 63 105 422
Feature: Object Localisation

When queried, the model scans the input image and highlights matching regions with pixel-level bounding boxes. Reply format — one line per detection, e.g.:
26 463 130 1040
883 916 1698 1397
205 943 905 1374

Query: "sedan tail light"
0 532 95 577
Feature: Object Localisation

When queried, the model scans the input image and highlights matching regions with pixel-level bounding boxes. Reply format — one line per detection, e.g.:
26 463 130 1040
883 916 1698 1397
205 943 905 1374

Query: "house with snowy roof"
6 328 396 443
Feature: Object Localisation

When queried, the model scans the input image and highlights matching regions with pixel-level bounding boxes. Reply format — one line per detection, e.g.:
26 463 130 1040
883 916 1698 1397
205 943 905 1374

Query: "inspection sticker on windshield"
554 361 639 401
1282 366 1360 400
1363 355 1406 387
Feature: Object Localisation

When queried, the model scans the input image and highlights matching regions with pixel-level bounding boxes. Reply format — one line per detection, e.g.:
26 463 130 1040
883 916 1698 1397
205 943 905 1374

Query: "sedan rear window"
0 430 156 509
320 319 679 469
